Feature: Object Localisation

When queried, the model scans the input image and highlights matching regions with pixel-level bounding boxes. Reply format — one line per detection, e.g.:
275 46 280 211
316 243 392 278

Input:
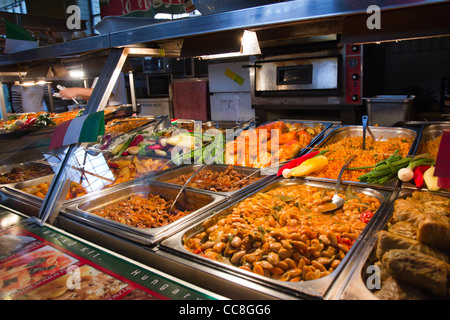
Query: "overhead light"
20 80 36 86
200 30 261 59
19 79 49 86
69 69 84 78
241 30 261 55
36 79 49 85
69 69 84 79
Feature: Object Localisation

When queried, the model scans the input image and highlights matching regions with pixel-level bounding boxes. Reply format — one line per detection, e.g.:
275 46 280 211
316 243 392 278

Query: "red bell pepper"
107 161 119 168
360 210 374 224
413 165 430 188
336 235 353 247
276 151 320 176
20 117 37 129
129 134 144 147
146 143 163 150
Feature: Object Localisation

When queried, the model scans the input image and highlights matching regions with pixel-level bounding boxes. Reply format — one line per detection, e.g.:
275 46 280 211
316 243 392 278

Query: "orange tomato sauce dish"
310 136 414 182
90 193 192 228
184 184 381 282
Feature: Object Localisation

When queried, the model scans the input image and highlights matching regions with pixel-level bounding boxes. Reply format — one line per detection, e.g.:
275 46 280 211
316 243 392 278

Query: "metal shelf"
108 0 448 47
0 0 448 67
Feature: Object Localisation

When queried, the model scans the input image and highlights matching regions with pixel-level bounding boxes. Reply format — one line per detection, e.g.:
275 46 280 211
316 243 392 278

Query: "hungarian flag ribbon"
49 111 105 149
434 130 450 188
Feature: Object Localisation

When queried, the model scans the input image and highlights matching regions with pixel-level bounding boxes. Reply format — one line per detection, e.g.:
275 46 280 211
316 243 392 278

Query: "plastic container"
364 95 415 126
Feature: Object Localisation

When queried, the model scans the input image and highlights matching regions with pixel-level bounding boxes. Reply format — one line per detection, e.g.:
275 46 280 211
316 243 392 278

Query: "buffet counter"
0 206 225 300
1 114 448 300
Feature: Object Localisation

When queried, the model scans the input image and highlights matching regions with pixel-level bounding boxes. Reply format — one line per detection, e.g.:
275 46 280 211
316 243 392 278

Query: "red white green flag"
49 111 105 149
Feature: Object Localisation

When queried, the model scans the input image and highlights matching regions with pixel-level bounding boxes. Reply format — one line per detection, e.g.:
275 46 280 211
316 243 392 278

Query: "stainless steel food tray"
332 189 449 300
2 174 91 207
307 125 419 190
160 178 393 299
153 163 276 198
402 123 450 195
2 154 178 206
0 161 56 187
61 181 227 245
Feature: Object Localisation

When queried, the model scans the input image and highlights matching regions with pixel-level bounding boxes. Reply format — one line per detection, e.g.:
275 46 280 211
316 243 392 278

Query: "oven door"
255 56 341 96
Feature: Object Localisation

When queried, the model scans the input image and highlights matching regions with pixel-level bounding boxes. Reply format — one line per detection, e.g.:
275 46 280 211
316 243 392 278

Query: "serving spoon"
320 154 356 213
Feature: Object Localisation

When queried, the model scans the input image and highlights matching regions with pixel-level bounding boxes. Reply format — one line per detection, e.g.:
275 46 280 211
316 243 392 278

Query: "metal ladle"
320 155 356 213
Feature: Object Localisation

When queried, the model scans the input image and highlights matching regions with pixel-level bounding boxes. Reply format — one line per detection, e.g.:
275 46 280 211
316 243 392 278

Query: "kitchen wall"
364 36 450 116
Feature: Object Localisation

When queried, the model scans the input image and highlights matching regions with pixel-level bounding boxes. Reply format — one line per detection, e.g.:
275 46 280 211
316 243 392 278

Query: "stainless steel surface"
331 189 447 300
37 144 79 225
3 174 86 207
62 181 227 245
154 164 275 198
364 95 416 127
161 178 392 299
192 0 280 15
0 34 111 67
0 82 7 122
128 71 137 112
255 56 339 92
84 48 128 115
109 1 446 48
309 125 419 190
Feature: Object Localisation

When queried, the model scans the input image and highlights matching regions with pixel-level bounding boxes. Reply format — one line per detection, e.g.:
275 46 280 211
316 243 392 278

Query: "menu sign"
0 208 221 300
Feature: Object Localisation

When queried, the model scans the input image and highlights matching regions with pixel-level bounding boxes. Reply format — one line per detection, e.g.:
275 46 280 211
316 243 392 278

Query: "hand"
58 87 93 101
59 88 81 100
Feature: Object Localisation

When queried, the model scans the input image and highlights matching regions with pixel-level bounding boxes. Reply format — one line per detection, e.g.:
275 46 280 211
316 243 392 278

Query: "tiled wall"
364 36 450 114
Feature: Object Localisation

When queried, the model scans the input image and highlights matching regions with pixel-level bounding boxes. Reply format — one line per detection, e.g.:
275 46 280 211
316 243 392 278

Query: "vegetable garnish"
352 151 435 185
277 151 319 177
360 210 374 224
413 165 430 188
423 166 440 191
290 155 328 177
279 149 329 178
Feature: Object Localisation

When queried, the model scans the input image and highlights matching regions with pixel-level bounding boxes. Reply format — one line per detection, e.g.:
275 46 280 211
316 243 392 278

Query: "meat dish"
0 164 53 184
165 165 261 192
184 184 381 282
371 191 450 299
90 193 192 228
